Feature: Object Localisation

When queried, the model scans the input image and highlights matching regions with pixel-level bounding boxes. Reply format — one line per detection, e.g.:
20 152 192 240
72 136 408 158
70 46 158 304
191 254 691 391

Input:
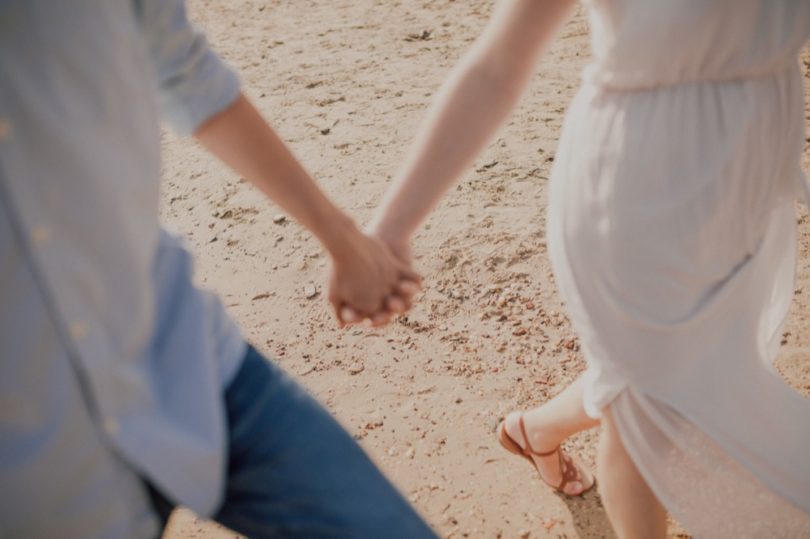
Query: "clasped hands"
327 225 420 327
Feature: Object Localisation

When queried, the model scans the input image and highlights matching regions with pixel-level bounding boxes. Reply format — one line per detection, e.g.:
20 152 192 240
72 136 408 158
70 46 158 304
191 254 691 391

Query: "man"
0 1 432 537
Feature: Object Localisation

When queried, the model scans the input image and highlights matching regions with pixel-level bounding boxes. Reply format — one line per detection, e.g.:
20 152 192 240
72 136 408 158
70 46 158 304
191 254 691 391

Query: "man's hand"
328 230 420 327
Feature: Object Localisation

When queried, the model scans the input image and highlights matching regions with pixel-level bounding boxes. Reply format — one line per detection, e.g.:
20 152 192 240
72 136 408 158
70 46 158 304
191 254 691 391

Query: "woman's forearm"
369 58 530 239
370 0 574 240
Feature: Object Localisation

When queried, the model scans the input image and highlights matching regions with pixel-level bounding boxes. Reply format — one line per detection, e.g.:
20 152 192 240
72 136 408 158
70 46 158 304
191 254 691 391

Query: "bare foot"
502 411 595 496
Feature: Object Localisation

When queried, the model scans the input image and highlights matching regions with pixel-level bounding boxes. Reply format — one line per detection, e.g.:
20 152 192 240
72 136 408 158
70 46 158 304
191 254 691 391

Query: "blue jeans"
147 345 436 538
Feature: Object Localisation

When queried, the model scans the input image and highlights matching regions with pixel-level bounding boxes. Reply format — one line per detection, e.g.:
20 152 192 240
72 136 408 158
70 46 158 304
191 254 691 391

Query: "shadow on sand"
558 489 618 539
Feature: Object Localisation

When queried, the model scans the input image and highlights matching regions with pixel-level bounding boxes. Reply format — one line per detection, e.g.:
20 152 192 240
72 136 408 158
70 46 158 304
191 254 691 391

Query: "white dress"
548 1 810 536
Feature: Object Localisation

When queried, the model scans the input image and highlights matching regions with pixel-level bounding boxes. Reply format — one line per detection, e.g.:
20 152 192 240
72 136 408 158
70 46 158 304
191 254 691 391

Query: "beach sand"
161 2 810 537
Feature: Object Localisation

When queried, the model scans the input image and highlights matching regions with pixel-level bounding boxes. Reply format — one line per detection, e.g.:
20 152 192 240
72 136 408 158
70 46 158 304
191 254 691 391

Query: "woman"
363 0 810 536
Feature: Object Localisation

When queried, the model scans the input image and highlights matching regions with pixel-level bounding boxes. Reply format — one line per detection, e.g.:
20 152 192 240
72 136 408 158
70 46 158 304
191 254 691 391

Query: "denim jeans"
147 345 436 538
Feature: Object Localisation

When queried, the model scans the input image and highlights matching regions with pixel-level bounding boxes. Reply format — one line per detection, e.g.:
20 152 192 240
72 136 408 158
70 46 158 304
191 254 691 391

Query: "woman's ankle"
520 410 577 452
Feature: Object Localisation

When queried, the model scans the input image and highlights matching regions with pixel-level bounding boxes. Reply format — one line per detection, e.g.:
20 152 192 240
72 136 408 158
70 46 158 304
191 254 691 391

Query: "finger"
398 294 412 312
370 311 392 327
385 295 407 314
397 279 421 297
398 268 422 286
340 306 362 325
391 290 413 312
330 296 346 328
398 290 414 311
394 259 421 283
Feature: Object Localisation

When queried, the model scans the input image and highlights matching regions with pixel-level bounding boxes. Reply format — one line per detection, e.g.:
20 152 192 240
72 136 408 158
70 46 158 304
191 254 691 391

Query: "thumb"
340 306 362 325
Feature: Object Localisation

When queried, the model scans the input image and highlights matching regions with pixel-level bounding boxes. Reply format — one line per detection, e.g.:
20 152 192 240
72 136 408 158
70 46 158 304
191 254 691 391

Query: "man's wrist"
317 211 363 261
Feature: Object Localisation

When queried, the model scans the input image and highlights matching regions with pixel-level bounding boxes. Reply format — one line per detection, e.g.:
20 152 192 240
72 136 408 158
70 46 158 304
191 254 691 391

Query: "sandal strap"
509 414 591 495
518 415 560 457
555 451 583 492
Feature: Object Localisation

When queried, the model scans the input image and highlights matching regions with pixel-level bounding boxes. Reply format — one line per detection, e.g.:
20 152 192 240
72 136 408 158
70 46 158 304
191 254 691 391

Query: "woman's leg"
503 375 598 494
597 406 666 539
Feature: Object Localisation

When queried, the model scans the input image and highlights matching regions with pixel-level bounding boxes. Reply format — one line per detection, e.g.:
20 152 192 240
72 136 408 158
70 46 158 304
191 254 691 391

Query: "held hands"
327 228 420 327
192 92 423 327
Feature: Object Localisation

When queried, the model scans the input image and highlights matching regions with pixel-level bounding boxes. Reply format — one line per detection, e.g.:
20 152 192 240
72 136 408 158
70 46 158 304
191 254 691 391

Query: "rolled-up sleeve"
138 0 241 135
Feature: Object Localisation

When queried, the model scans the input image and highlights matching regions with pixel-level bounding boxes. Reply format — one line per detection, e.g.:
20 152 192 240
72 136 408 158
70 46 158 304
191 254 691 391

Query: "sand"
160 1 810 537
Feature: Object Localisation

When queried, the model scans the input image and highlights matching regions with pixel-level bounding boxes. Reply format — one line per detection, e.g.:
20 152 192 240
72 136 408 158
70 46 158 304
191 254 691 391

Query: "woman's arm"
369 0 574 246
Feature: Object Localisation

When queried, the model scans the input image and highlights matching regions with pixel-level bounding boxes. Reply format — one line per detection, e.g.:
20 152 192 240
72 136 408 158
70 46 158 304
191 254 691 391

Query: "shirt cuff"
159 48 241 136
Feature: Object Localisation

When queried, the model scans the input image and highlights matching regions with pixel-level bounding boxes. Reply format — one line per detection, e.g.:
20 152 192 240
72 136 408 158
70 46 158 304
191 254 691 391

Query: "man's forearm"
194 94 359 258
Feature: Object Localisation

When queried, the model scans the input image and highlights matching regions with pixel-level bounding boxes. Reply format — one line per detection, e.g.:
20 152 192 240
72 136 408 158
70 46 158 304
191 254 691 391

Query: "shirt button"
31 225 51 246
103 418 120 437
0 119 11 142
69 321 88 341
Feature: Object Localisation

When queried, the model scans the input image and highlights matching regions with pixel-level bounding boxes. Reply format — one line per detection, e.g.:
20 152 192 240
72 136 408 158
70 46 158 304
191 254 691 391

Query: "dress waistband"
582 58 797 94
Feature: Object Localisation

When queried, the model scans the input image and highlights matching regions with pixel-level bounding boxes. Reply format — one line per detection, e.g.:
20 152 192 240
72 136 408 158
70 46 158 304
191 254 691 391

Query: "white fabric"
548 0 810 535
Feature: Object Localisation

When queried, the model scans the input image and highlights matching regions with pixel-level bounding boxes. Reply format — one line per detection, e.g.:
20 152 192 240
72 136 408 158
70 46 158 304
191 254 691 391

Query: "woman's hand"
328 228 420 327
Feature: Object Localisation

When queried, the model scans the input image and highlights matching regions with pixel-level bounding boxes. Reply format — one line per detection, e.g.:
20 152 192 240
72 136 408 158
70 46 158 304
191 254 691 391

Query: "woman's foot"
500 411 595 496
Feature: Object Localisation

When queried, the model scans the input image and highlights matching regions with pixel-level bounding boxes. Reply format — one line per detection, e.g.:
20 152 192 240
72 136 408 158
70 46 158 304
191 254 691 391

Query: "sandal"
497 413 595 496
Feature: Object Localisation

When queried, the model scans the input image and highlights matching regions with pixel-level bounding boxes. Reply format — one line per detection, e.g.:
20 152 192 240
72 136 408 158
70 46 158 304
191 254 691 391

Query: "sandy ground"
160 1 810 537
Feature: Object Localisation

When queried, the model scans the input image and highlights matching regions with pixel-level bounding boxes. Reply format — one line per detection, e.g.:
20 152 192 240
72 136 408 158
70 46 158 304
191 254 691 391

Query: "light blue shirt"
0 0 246 536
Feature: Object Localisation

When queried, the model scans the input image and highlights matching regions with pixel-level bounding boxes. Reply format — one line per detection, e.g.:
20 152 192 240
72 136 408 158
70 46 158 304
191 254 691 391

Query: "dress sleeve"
137 0 241 135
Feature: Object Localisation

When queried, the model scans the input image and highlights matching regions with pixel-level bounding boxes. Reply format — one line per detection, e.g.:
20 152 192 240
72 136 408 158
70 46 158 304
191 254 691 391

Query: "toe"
503 411 525 449
564 480 584 495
